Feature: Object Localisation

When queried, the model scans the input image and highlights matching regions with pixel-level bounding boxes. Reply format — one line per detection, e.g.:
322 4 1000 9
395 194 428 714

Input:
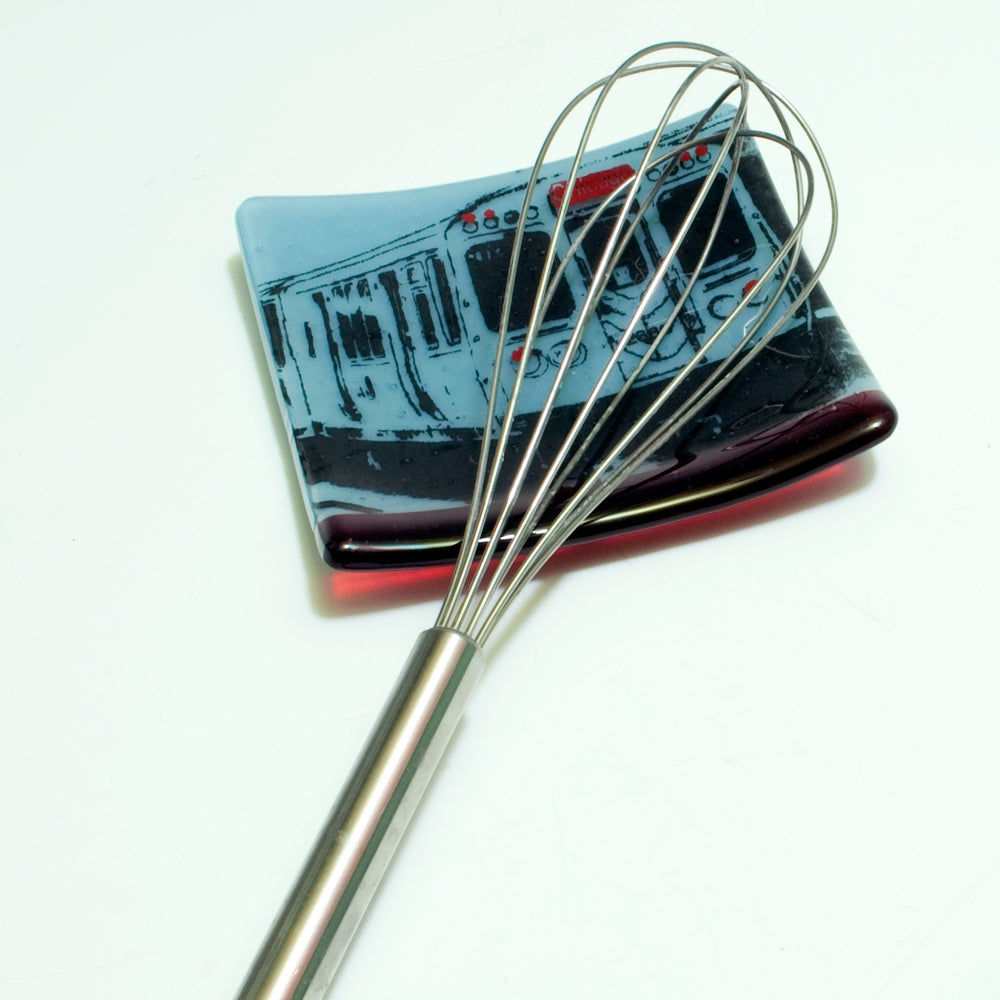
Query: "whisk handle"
234 627 485 1000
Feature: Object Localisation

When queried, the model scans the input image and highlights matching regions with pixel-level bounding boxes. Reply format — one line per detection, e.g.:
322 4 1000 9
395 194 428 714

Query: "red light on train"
547 164 636 211
483 209 496 219
461 212 476 223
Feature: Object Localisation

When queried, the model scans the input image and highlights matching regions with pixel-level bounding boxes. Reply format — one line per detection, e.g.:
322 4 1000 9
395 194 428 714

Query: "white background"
2 3 998 998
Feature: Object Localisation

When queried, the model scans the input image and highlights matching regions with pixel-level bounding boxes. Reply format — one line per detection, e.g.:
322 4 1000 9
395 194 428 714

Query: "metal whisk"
236 41 836 1000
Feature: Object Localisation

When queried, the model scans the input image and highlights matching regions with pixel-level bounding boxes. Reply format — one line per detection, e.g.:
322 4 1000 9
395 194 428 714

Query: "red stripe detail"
547 164 636 210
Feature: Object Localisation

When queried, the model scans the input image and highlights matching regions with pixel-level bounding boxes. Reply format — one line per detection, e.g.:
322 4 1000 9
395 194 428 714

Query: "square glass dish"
238 105 895 570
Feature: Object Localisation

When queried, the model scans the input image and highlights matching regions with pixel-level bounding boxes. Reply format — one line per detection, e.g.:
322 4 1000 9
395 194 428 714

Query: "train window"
335 311 362 358
656 173 756 273
464 230 575 334
414 292 439 349
430 256 462 346
323 277 387 363
564 207 649 290
262 301 286 367
377 269 416 354
334 309 386 360
365 313 385 357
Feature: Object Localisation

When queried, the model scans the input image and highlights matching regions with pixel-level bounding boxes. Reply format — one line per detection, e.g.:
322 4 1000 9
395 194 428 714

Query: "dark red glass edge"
318 389 897 571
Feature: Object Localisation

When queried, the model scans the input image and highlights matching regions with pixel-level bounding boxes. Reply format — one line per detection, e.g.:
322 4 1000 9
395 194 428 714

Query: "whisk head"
436 42 836 645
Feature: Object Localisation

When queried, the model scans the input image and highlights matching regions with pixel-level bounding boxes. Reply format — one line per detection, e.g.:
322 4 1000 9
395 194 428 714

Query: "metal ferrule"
235 627 485 1000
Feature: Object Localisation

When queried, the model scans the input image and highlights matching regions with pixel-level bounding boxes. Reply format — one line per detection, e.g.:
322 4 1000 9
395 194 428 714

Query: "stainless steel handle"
235 627 485 1000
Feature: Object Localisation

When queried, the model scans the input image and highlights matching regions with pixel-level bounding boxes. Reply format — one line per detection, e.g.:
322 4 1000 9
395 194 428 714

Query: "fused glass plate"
237 105 896 570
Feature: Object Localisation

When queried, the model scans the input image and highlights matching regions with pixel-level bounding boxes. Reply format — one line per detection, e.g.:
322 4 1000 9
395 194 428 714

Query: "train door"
309 267 450 423
373 264 446 420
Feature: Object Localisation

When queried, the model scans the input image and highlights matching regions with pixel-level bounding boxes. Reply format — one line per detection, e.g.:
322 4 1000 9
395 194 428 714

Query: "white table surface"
2 4 997 998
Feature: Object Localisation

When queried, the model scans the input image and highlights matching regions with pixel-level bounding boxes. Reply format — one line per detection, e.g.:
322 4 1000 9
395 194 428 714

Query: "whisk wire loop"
477 146 831 641
460 141 746 639
438 46 836 645
439 55 754 635
436 48 750 631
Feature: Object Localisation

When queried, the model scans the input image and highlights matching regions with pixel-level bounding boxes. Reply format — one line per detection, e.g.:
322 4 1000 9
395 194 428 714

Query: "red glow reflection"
327 458 867 611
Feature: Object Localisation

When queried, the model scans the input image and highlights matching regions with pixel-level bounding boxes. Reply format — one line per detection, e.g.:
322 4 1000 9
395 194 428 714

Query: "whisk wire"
476 150 832 642
440 53 757 636
439 62 644 632
441 50 835 645
477 167 831 642
459 146 744 640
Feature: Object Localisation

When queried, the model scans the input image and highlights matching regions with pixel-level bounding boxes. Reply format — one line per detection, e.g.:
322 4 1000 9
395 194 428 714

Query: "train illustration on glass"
238 105 891 568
